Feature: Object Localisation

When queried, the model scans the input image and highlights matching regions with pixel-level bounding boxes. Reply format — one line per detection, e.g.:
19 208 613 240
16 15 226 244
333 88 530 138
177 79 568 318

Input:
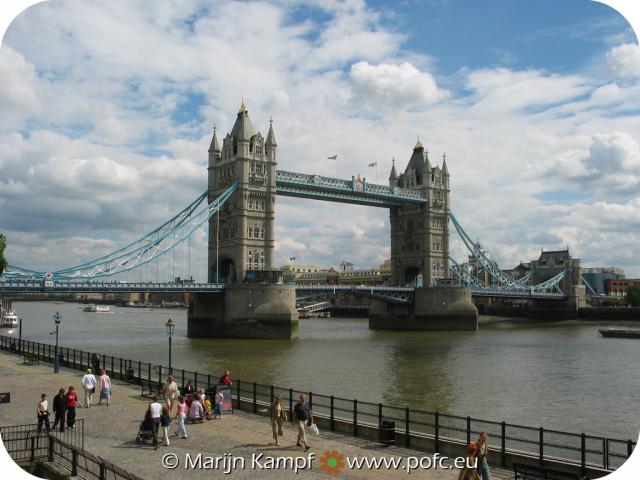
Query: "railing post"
580 433 586 476
71 449 78 476
378 403 382 426
147 363 151 384
30 434 35 462
309 392 313 411
501 422 506 467
158 365 162 386
353 399 358 437
237 380 241 409
99 463 106 480
289 388 293 419
138 361 141 383
539 427 544 465
405 407 410 447
194 372 198 390
466 416 471 444
181 369 185 388
119 358 123 377
48 435 54 462
253 382 257 413
270 386 274 403
110 355 114 374
628 440 633 458
331 396 335 431
435 412 440 453
208 374 211 390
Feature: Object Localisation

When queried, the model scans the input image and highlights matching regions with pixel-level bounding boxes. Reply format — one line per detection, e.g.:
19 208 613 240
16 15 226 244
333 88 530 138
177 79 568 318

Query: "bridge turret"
265 118 277 162
208 126 220 166
389 157 398 187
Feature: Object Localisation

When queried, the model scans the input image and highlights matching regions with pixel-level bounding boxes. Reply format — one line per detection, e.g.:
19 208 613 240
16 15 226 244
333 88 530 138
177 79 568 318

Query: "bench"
139 378 163 398
23 353 40 365
513 463 589 480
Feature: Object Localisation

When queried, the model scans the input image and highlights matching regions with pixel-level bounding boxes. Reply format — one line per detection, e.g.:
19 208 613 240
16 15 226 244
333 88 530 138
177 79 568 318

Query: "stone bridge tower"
207 101 277 283
388 141 450 287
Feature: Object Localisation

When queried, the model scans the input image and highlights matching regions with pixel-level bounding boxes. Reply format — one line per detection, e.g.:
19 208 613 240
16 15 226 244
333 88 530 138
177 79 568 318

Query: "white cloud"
607 42 640 78
349 61 447 111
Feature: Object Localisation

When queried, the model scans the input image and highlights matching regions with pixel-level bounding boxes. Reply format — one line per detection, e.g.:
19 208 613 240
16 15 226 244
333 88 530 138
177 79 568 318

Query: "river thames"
4 301 639 441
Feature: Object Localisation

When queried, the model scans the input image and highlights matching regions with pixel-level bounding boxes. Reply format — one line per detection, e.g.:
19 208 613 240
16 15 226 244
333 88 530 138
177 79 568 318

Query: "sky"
0 0 639 279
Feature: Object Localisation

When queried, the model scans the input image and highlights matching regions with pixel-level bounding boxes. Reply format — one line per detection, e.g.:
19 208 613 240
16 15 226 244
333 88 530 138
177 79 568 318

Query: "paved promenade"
0 351 512 479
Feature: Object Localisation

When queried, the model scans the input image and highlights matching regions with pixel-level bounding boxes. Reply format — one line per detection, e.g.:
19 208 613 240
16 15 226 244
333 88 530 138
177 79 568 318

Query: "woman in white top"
36 393 50 433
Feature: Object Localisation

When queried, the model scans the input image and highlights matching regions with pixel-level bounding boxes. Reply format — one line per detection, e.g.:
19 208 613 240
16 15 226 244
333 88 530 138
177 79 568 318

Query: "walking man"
292 394 313 451
149 395 162 449
81 368 97 408
162 375 179 413
52 388 66 432
36 393 51 433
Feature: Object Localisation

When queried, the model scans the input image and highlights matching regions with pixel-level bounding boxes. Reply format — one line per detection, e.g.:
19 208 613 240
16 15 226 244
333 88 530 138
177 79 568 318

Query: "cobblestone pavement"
0 351 513 479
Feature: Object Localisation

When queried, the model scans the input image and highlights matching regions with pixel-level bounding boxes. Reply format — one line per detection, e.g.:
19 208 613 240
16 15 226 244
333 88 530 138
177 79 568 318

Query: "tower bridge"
2 101 585 339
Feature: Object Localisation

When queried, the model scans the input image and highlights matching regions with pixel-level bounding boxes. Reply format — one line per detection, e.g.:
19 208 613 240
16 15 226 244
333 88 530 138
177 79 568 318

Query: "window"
248 226 253 239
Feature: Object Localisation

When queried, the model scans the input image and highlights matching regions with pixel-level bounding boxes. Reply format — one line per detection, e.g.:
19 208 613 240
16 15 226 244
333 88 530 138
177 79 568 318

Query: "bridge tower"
190 101 298 340
388 141 450 287
207 101 277 283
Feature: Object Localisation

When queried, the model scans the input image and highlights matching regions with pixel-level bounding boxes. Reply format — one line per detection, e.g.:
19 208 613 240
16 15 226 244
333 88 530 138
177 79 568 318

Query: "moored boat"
598 328 640 339
83 304 111 313
1 299 18 328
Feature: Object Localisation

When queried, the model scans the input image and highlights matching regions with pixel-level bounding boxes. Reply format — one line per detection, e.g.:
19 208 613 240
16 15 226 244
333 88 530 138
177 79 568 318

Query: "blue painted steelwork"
4 182 238 281
275 170 426 207
0 279 225 293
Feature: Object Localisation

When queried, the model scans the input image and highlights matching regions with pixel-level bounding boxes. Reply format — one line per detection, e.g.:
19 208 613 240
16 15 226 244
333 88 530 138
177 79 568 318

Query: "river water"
4 301 639 441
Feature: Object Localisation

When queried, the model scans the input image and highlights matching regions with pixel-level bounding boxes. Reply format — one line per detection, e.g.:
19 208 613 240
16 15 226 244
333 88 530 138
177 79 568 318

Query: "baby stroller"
135 415 154 444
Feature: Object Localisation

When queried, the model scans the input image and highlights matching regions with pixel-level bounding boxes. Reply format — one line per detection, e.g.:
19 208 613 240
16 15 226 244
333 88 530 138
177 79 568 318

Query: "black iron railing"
0 420 142 480
0 334 634 473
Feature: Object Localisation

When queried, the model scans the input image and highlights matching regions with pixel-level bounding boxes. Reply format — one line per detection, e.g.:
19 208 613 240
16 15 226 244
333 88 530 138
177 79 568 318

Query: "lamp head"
165 317 175 336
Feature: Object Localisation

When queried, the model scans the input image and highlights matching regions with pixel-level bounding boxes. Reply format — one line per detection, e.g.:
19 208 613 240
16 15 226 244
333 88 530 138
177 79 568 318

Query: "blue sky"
0 0 639 278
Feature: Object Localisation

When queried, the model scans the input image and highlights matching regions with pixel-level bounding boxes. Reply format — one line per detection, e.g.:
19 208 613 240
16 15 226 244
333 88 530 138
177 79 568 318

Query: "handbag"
91 387 96 394
309 423 319 435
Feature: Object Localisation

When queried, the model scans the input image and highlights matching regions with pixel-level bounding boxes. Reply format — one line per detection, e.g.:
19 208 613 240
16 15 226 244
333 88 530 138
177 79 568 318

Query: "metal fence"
0 420 143 480
0 334 634 473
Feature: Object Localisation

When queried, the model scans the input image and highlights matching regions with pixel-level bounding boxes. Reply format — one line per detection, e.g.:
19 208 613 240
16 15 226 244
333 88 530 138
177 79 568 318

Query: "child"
214 387 224 419
203 395 212 420
160 406 172 446
174 396 187 439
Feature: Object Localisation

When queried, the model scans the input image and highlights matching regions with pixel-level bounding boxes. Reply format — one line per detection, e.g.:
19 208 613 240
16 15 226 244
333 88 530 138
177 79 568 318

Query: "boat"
1 299 18 328
598 328 640 339
83 304 111 313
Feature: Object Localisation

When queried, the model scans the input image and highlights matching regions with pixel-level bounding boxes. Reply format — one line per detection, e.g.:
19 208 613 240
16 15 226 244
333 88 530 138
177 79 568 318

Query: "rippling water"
4 301 639 440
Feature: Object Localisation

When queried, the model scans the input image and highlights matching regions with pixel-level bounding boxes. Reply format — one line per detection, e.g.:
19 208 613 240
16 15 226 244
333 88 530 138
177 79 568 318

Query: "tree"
626 285 640 307
0 233 6 277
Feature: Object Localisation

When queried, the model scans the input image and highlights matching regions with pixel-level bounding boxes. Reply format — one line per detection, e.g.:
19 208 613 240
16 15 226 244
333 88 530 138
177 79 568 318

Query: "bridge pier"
188 284 299 339
369 287 478 331
528 285 586 319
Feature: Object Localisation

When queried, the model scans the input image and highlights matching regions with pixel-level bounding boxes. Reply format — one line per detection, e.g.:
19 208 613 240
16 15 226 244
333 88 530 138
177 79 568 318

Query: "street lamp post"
53 312 62 373
165 317 175 374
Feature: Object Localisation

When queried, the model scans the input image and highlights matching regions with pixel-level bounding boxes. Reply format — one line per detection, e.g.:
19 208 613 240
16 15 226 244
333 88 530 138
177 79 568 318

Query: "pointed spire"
442 152 449 175
266 117 277 147
389 157 397 179
231 99 255 141
414 137 423 150
209 124 220 153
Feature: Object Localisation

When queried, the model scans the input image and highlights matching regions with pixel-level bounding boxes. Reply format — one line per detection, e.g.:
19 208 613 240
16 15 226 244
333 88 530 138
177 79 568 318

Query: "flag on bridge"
368 162 377 167
327 154 337 160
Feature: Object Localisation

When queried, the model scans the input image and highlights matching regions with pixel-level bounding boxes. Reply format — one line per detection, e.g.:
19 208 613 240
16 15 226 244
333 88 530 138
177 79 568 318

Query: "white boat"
1 299 18 328
83 304 111 313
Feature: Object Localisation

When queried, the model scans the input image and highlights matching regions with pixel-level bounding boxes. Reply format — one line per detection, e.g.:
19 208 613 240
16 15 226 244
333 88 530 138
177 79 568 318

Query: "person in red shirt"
66 385 79 429
219 370 232 386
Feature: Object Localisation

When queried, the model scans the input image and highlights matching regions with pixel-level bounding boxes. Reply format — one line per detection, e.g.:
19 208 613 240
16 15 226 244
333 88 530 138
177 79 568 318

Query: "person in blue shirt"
292 394 313 451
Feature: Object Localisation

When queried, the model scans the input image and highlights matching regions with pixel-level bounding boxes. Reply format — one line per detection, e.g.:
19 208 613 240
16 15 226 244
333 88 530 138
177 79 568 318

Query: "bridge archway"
404 267 423 287
219 258 237 284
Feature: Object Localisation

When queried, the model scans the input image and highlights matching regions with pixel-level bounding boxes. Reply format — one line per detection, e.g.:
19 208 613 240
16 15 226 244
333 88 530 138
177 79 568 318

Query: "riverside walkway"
0 350 512 479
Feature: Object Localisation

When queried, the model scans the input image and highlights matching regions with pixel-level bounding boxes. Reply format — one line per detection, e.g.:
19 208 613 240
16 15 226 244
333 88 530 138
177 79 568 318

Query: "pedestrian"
52 388 66 432
174 396 188 439
81 368 97 408
36 393 51 433
476 432 491 480
148 395 162 449
219 370 232 385
91 353 101 373
98 369 111 406
66 386 78 429
269 394 287 446
458 442 479 480
182 380 194 396
203 395 212 420
160 405 172 446
162 375 179 413
213 387 224 419
188 395 204 423
292 394 312 451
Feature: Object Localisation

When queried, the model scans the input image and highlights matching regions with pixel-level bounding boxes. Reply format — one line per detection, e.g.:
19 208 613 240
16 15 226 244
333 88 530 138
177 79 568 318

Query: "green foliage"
626 285 640 307
0 233 6 276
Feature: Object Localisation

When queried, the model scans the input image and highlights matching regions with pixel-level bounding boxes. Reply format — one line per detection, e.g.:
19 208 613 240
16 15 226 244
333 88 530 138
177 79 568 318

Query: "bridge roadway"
0 280 567 300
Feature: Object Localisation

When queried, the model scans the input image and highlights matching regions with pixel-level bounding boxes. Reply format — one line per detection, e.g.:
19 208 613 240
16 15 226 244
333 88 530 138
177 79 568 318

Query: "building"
604 278 640 297
581 267 625 295
529 249 580 293
281 261 389 286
